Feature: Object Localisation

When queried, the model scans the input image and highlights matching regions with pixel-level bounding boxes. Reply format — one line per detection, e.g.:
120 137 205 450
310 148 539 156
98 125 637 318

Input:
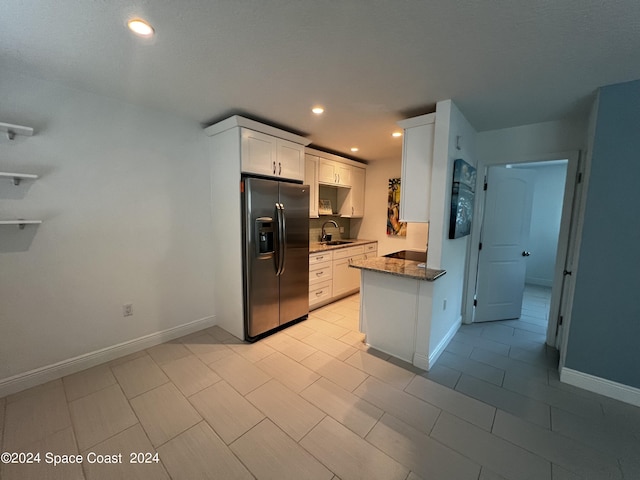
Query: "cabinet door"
338 166 365 217
332 258 353 297
364 242 377 259
336 163 351 187
277 139 305 181
400 121 435 222
350 166 365 217
304 154 319 218
318 159 337 184
333 251 364 297
241 129 277 177
309 280 332 308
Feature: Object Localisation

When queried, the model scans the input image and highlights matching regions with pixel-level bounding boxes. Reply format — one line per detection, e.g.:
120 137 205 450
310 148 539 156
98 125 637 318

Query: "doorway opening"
465 151 582 363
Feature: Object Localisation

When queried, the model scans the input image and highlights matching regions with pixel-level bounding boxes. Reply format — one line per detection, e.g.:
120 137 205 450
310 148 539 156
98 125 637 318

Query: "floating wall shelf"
0 171 39 186
0 122 34 140
0 220 43 229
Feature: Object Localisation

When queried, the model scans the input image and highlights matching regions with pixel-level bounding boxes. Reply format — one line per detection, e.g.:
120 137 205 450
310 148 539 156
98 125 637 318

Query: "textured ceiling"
2 0 640 161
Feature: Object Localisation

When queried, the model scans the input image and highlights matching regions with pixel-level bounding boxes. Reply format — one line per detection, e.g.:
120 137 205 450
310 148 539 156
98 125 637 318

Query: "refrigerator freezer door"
243 177 280 339
278 182 310 326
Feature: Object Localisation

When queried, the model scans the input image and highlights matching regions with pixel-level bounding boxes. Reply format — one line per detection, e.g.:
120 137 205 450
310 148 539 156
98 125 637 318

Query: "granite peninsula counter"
350 256 445 281
349 255 450 370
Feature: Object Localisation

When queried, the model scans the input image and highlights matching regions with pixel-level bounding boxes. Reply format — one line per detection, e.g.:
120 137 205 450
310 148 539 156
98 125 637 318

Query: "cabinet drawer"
333 245 365 260
309 280 332 306
365 243 377 253
310 251 333 264
309 262 333 285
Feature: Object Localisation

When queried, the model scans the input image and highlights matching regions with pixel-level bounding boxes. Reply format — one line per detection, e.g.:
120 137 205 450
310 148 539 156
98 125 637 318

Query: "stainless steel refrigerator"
241 176 310 341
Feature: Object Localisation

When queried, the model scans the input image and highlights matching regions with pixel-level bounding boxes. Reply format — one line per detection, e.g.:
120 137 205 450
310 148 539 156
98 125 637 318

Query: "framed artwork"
449 159 476 239
318 199 332 215
387 178 407 236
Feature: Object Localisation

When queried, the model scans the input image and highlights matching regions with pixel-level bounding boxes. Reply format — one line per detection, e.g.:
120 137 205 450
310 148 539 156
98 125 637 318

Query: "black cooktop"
383 250 427 262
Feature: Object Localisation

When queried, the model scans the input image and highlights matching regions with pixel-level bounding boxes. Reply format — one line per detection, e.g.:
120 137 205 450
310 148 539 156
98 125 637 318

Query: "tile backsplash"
310 217 350 242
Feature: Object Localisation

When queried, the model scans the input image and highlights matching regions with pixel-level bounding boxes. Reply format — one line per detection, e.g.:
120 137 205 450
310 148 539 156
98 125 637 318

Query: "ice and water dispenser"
256 217 274 256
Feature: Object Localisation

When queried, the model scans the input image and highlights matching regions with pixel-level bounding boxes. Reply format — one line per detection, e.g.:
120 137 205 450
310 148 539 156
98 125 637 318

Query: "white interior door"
475 167 536 322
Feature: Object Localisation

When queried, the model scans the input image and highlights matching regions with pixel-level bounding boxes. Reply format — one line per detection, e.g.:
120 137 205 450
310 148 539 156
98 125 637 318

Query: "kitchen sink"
322 240 354 245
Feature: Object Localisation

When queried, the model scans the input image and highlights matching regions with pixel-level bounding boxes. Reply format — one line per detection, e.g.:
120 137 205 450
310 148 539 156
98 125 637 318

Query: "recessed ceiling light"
312 106 324 115
350 147 359 152
128 19 155 37
392 131 403 137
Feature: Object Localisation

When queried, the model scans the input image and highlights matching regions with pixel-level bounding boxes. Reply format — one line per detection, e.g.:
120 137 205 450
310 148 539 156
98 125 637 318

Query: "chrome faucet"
321 220 339 242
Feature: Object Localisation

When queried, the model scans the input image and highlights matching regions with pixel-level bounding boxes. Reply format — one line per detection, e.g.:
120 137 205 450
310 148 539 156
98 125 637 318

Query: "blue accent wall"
565 79 640 388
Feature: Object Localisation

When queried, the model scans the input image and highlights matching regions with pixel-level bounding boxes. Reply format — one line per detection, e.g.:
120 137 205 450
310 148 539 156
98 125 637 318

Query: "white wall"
477 118 587 162
428 100 478 354
355 158 428 255
0 69 216 389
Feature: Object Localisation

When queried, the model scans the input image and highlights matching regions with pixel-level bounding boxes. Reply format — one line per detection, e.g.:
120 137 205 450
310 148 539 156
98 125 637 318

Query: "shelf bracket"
13 177 21 186
0 122 35 140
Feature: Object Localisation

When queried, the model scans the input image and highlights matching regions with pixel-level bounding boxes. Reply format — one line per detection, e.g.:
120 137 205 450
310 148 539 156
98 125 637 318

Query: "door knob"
522 251 531 257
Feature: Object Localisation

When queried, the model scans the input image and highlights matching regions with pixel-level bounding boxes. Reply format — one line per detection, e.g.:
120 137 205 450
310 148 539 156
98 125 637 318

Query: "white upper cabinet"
304 154 319 218
306 146 367 218
398 113 435 223
276 138 305 181
338 165 365 217
240 128 305 182
241 129 276 177
318 158 351 187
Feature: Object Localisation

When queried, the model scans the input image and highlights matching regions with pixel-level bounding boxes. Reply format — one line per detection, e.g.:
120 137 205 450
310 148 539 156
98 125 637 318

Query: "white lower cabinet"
309 251 333 308
364 242 377 258
333 253 365 297
310 244 377 309
309 280 332 307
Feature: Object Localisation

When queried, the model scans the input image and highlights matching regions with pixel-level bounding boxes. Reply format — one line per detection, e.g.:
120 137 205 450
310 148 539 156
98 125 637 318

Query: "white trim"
204 115 310 145
560 367 640 407
412 352 429 370
0 315 216 398
305 147 368 168
463 149 581 349
397 112 436 129
426 316 462 369
558 96 599 371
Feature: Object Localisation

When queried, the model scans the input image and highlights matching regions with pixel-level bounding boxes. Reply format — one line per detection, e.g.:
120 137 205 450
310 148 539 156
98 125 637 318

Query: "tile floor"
2 286 639 479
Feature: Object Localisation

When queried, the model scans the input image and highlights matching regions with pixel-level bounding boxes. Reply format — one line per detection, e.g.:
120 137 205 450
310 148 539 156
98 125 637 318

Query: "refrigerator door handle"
275 203 285 276
279 203 287 275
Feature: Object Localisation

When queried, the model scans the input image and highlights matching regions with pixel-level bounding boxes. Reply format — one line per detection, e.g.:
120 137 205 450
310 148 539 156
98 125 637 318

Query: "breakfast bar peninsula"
350 250 448 370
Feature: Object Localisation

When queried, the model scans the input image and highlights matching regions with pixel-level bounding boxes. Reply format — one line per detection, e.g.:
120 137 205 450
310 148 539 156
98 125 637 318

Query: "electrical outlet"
123 303 133 317
339 227 345 233
443 299 447 311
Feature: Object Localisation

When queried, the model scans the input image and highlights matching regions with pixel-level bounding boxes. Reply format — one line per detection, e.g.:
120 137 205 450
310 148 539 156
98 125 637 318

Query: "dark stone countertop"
349 256 446 281
309 239 377 254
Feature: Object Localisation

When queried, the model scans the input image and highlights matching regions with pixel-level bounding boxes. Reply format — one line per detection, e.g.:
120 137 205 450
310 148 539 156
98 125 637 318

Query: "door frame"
462 150 581 350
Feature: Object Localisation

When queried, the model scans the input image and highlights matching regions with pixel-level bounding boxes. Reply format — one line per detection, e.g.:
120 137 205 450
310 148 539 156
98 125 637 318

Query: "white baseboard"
560 367 640 407
412 352 429 370
426 316 462 370
0 315 217 398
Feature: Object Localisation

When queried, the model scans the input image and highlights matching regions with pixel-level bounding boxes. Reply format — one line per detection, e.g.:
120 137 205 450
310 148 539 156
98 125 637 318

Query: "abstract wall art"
449 159 476 239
